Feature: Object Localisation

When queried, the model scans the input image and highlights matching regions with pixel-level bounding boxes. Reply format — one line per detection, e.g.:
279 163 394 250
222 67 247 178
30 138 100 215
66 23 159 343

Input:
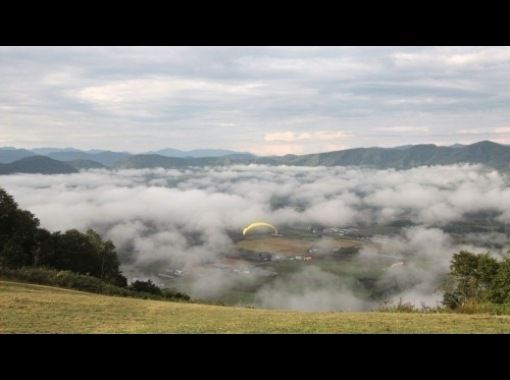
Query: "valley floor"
1 280 510 333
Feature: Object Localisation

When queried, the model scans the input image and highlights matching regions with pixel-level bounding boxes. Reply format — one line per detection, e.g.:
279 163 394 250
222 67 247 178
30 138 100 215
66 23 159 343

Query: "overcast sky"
1 46 510 155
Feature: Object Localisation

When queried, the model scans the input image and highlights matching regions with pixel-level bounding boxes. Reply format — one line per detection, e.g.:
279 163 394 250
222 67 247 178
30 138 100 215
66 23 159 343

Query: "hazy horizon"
0 139 505 157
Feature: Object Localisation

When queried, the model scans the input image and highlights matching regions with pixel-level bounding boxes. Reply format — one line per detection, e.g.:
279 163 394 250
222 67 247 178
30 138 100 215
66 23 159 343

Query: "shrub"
452 299 495 314
335 247 360 256
129 279 162 295
162 288 190 301
376 298 440 313
0 266 189 302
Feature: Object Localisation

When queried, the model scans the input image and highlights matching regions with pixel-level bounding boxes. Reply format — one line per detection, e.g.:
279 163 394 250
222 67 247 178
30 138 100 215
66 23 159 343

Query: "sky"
2 46 510 155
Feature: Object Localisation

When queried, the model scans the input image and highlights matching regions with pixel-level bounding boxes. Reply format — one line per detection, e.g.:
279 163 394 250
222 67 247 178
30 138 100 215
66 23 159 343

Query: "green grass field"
2 280 510 333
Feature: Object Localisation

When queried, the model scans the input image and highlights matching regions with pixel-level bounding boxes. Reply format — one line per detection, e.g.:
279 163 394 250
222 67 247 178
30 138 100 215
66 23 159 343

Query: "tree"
85 229 127 286
0 187 40 267
443 251 499 308
0 240 30 268
52 230 100 275
490 252 510 303
129 279 162 295
32 228 55 267
1 187 127 288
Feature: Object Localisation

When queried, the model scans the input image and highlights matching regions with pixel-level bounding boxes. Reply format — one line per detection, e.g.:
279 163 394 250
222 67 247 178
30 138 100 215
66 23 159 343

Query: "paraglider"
242 222 278 236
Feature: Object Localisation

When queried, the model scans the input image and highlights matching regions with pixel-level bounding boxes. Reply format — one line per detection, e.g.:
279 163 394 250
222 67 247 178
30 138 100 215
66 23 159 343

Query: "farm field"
236 236 362 257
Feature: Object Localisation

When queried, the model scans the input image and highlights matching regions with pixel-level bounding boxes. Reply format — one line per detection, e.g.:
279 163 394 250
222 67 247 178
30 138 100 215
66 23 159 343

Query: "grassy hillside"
2 281 510 333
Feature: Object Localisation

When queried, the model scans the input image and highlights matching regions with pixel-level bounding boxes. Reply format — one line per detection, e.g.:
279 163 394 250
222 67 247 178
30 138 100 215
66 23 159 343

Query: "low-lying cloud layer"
1 164 509 310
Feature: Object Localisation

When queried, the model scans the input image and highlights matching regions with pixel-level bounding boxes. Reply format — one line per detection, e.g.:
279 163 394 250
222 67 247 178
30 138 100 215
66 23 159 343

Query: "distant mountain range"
0 156 78 175
65 159 108 170
0 146 252 165
147 148 254 158
254 141 510 170
1 141 510 175
44 151 130 166
0 148 36 163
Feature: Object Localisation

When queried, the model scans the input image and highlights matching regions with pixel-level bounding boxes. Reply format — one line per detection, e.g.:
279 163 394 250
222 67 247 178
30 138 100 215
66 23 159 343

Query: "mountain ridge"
1 141 510 174
111 141 510 171
0 146 254 164
0 156 78 175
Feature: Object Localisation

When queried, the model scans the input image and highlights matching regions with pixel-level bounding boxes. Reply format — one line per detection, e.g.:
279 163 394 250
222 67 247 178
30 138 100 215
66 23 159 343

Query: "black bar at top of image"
1 4 509 46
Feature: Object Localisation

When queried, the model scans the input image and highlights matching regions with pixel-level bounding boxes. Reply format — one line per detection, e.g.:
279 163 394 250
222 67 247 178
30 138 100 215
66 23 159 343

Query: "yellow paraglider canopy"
242 222 278 236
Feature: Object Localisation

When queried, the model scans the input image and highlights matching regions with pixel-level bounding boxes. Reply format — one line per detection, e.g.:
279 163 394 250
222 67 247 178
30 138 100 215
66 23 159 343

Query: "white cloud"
372 126 429 133
493 127 510 134
235 56 381 78
392 47 510 69
248 143 306 156
76 77 265 105
264 130 352 142
257 130 352 155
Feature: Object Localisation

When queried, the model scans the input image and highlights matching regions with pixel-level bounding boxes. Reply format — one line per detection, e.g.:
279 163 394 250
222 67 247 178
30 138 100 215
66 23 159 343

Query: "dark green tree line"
0 187 127 286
